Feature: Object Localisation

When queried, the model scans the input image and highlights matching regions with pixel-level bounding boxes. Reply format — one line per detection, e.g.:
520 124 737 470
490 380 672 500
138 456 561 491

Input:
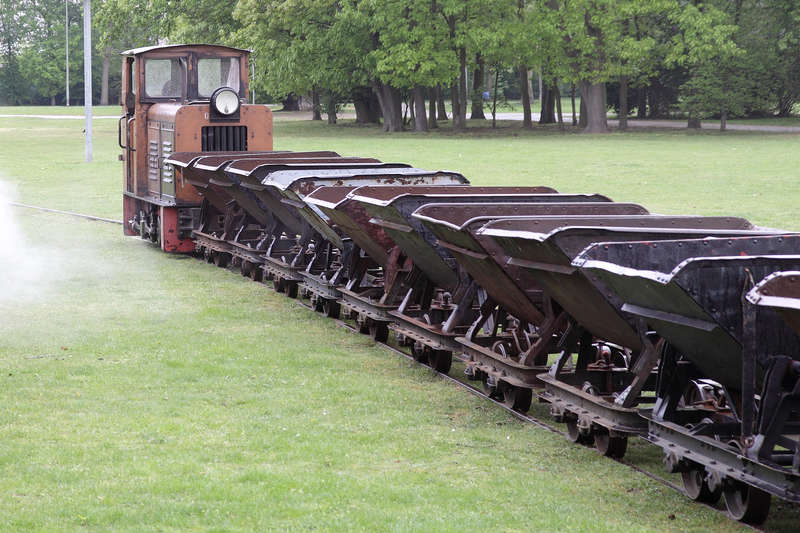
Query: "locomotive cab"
119 44 273 252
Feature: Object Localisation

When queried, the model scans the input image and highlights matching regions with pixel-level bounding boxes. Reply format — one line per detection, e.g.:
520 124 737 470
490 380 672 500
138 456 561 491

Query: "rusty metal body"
347 187 598 365
473 216 780 449
120 44 272 252
413 202 650 409
574 234 800 506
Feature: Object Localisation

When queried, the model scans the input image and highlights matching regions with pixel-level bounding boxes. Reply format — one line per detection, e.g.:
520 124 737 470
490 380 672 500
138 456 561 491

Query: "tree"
667 2 742 130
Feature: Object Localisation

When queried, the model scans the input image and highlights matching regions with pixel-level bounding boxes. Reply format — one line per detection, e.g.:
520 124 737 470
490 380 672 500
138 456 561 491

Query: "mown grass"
1 111 799 531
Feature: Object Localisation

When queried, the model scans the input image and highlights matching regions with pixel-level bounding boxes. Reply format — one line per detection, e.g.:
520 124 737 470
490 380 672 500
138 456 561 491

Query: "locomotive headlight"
211 87 240 116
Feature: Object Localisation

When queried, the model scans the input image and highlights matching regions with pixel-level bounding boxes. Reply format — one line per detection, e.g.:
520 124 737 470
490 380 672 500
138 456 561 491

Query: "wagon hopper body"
575 234 800 518
475 216 776 454
412 202 650 413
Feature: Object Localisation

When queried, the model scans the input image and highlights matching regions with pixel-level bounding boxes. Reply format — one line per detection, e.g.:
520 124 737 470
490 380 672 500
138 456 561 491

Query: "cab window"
144 58 186 98
198 57 240 97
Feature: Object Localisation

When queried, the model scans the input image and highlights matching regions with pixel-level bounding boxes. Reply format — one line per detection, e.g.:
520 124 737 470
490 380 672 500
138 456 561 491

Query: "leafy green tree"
667 1 742 129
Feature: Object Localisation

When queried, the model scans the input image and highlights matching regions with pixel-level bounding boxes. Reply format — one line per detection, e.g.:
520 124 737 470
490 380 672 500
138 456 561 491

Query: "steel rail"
293 299 763 531
7 201 123 225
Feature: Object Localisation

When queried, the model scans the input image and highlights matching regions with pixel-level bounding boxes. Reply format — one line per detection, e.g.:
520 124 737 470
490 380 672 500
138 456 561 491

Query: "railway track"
8 201 122 225
5 198 773 530
295 297 763 531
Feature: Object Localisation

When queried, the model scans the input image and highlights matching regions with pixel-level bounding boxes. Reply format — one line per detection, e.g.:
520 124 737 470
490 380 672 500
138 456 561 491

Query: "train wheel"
249 266 263 282
240 260 251 277
214 252 230 268
481 375 502 400
723 480 771 524
322 299 340 319
411 343 428 363
204 249 214 263
357 315 371 335
500 383 532 413
565 418 594 445
681 467 721 503
285 282 299 299
273 277 286 293
427 350 452 374
369 322 389 343
594 429 628 458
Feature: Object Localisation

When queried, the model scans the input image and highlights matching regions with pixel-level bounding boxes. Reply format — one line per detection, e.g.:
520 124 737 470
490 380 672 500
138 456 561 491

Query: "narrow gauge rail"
116 43 800 526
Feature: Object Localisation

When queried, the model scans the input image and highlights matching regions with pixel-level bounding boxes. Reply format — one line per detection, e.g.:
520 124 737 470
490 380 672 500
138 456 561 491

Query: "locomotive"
120 44 272 252
121 44 800 525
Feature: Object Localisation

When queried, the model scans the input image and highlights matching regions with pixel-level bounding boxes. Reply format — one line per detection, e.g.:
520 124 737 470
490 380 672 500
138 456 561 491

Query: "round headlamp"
211 87 240 116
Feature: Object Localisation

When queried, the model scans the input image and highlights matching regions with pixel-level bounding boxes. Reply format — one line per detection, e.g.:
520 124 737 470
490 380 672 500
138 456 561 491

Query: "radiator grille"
201 126 248 152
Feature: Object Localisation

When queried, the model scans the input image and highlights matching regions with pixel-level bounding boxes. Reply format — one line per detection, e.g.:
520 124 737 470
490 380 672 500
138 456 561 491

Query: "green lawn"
1 112 799 531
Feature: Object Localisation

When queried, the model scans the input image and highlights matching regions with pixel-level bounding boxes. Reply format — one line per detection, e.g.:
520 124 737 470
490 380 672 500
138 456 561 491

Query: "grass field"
1 110 799 531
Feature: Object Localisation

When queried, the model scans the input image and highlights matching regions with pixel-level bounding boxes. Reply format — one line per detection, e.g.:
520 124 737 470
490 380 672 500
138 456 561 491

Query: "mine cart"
166 152 414 289
345 187 622 368
412 201 648 411
476 215 771 457
256 168 467 306
576 234 800 523
166 151 347 272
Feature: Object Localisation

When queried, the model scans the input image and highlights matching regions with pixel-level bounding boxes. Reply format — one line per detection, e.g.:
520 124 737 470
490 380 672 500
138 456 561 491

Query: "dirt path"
3 112 798 133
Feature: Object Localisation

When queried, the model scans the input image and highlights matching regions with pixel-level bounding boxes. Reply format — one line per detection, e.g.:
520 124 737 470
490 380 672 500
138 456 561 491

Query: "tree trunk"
492 69 499 129
637 88 647 118
570 83 577 125
100 46 111 106
618 76 628 131
579 81 608 133
50 95 56 106
539 83 556 124
452 46 468 130
470 55 485 119
413 85 427 132
538 71 543 109
352 86 380 124
312 86 322 121
376 83 403 132
687 115 701 129
325 93 337 124
436 84 448 120
720 109 727 131
527 69 534 105
555 83 563 130
428 87 438 129
280 93 300 111
520 66 532 128
451 82 462 130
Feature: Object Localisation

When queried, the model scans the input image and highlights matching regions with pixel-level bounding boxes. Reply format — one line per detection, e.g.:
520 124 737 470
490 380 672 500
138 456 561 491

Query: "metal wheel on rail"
249 265 263 282
285 281 299 299
240 260 251 278
499 382 532 413
681 466 721 503
322 299 340 319
204 248 214 263
723 480 771 524
213 252 230 268
565 416 594 446
369 322 389 343
273 277 286 293
427 349 452 374
593 428 628 458
411 342 428 364
481 374 503 401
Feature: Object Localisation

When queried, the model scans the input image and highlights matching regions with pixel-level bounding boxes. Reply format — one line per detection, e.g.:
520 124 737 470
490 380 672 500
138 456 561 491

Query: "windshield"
144 58 186 98
198 57 241 98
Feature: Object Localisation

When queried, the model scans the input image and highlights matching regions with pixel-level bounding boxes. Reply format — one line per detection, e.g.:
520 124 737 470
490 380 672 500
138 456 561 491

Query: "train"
120 43 800 525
